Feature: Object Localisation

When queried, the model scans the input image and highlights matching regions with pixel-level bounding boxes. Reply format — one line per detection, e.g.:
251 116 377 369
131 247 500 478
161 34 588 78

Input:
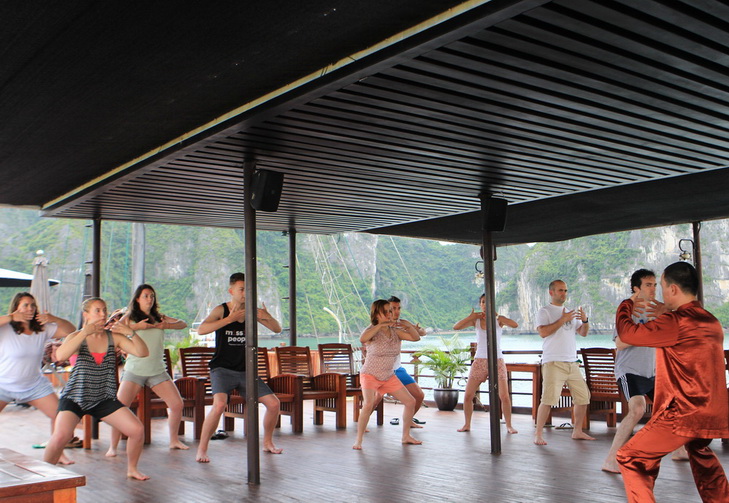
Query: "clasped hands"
629 292 667 319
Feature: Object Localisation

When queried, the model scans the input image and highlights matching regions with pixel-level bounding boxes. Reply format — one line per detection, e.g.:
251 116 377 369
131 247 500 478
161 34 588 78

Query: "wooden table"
505 362 542 421
0 448 85 502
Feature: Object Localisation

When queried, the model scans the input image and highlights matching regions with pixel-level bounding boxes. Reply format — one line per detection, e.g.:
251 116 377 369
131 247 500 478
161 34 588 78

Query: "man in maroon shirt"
615 261 729 502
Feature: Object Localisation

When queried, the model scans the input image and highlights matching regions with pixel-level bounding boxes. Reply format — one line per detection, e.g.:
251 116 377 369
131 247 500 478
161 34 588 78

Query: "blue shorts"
394 366 416 386
0 377 55 404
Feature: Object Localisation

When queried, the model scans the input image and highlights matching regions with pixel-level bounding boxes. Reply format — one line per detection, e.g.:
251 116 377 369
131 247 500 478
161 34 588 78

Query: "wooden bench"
276 346 347 429
225 348 304 433
0 448 85 503
317 343 382 426
179 347 304 433
135 348 205 443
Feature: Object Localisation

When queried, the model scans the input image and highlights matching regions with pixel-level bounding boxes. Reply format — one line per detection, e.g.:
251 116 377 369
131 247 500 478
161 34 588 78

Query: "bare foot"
534 435 547 445
507 426 518 434
169 440 189 450
263 444 283 454
105 447 117 458
196 450 210 463
572 431 595 441
672 446 689 461
59 453 75 465
127 470 150 481
457 425 470 432
352 443 362 450
601 461 621 474
410 422 423 429
402 436 422 445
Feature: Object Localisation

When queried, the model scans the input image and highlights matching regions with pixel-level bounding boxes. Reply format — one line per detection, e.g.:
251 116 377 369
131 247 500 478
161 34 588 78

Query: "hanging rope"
388 236 438 328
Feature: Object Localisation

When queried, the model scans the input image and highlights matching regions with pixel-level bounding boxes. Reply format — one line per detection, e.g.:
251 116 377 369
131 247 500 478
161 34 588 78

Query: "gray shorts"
0 377 55 404
210 367 273 399
121 369 171 388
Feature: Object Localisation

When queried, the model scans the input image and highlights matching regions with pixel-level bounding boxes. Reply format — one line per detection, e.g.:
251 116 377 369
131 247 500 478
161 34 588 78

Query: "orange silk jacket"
616 299 729 439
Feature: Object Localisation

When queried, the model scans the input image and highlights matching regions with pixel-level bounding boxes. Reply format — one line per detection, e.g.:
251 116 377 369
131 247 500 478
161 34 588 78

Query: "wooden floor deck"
2 401 727 502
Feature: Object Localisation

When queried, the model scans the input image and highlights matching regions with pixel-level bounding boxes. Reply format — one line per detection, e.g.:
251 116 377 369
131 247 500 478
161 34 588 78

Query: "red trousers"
617 407 729 503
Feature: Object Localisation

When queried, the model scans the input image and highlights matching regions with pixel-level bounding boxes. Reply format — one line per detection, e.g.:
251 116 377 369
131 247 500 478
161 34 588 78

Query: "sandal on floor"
33 436 82 449
211 430 229 440
390 418 400 425
412 418 426 425
555 423 574 430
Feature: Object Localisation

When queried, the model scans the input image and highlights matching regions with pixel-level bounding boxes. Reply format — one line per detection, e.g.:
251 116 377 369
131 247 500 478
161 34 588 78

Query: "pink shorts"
360 373 404 394
468 358 507 384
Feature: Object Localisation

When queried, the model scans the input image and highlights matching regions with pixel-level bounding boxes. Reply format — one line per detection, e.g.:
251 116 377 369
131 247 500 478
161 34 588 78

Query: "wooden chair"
179 347 243 431
275 346 347 429
179 346 301 433
136 348 205 443
580 347 621 428
224 348 304 433
318 343 383 425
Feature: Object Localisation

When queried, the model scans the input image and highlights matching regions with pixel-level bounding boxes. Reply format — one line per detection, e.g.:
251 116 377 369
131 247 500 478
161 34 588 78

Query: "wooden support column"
479 195 507 455
243 160 261 484
282 229 297 344
693 222 703 304
92 218 101 297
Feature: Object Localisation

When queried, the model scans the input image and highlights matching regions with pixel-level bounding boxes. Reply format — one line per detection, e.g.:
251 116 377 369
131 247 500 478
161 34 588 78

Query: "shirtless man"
195 272 283 462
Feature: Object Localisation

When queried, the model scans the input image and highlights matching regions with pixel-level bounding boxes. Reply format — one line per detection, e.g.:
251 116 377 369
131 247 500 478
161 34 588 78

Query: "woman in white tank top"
453 294 518 434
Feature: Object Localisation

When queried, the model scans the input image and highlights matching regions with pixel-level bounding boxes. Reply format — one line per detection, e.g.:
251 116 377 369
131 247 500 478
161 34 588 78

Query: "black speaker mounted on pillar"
250 169 284 212
480 196 508 232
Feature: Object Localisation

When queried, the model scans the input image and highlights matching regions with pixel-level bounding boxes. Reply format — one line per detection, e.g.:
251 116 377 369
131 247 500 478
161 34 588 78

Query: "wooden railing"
271 348 546 415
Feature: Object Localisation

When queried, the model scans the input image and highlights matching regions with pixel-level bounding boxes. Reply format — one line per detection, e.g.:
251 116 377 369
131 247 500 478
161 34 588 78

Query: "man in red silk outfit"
615 261 729 502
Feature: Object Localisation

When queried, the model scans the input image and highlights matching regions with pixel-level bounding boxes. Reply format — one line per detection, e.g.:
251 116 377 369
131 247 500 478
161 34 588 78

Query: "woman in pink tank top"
353 299 422 450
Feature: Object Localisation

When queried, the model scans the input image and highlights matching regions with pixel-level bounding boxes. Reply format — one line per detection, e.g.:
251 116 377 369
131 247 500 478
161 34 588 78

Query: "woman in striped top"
43 297 151 481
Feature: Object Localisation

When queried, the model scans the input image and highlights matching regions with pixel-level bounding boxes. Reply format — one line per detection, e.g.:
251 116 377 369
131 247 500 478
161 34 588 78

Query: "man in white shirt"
534 280 594 445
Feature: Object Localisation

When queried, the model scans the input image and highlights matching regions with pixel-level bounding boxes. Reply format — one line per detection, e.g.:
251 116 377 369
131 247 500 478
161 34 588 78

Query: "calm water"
264 330 729 407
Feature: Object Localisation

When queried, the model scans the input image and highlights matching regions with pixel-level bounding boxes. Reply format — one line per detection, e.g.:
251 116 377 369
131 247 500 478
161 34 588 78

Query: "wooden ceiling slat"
381 64 729 159
322 88 718 169
272 109 682 180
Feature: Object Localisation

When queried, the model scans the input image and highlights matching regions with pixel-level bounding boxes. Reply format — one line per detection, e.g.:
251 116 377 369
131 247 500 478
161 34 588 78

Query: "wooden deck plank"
1 401 727 502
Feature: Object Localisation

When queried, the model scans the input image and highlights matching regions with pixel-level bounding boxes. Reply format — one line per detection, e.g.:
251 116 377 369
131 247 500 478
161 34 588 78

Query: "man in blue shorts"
388 296 427 427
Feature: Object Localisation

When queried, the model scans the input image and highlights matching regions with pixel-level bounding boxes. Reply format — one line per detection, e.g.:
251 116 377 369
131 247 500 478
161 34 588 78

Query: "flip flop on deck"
32 436 83 449
390 418 399 425
555 423 574 430
211 430 229 440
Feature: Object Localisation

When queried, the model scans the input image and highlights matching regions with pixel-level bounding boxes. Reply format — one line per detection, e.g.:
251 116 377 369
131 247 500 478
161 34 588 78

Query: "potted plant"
414 334 470 411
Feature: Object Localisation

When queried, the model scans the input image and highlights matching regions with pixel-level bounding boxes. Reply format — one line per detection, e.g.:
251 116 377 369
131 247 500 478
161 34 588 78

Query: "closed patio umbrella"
30 250 53 313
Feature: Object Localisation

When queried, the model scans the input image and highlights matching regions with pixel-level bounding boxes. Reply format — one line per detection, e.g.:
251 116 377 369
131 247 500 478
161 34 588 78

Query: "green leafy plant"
165 332 198 375
414 334 470 389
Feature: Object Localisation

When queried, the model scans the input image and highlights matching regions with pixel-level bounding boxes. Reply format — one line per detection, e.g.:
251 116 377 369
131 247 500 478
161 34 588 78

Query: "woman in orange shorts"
353 299 422 450
453 294 519 433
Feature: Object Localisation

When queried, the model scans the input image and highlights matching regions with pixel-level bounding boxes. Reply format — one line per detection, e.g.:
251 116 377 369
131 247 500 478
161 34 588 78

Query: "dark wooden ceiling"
4 0 729 245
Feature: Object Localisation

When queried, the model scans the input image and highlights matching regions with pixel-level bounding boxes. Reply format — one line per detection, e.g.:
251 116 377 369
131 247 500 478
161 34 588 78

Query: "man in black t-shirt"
195 272 283 463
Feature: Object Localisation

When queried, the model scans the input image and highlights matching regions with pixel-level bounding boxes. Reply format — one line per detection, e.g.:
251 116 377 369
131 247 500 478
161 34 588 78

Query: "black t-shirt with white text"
209 303 246 372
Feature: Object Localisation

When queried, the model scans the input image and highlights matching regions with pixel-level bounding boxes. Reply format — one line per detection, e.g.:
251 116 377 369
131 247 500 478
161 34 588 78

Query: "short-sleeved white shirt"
0 323 57 392
535 304 582 363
